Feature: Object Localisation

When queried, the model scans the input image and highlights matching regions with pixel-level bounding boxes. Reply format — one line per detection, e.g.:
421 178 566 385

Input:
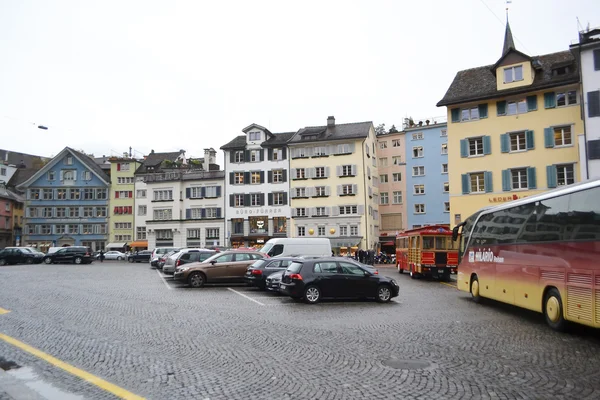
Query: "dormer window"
248 132 260 141
503 65 523 83
553 66 570 76
303 134 318 141
65 156 73 165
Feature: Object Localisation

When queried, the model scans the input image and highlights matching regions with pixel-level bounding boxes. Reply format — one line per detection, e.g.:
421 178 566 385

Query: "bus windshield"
422 236 435 249
459 211 482 257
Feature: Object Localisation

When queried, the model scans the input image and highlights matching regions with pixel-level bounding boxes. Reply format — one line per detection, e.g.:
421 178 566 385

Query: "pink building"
376 131 407 252
0 189 15 248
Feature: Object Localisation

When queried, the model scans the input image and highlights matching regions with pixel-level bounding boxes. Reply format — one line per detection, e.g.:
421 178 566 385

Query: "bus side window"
567 187 600 240
422 237 434 249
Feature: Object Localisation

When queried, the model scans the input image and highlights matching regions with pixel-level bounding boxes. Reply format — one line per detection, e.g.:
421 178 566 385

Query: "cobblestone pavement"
1 262 600 400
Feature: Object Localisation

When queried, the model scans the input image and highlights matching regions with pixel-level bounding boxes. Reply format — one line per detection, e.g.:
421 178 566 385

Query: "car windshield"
286 262 303 273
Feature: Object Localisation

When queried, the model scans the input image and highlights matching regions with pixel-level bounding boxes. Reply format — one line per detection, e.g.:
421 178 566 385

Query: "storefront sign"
488 194 526 203
235 208 283 215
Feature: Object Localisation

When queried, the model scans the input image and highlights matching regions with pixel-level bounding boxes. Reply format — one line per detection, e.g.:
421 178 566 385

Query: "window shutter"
185 188 191 198
325 186 330 196
527 167 537 189
306 168 313 179
291 168 296 179
115 191 119 199
216 186 221 197
59 170 64 181
229 194 234 207
525 130 535 150
336 166 342 176
594 49 600 70
216 208 222 218
291 208 296 217
348 143 355 153
229 172 234 184
357 205 365 215
496 101 506 116
544 92 556 109
259 149 265 161
337 185 342 195
268 148 273 160
546 165 557 188
460 139 468 158
244 150 250 162
544 128 554 148
325 167 330 177
500 134 509 153
200 187 206 198
478 104 488 118
268 193 273 205
352 184 358 195
282 147 287 159
283 193 288 205
502 169 511 192
73 170 77 181
588 91 600 117
201 208 206 218
526 95 538 111
260 171 265 183
117 163 121 171
451 108 460 122
484 171 493 193
244 194 250 206
259 193 265 206
461 174 469 194
186 209 191 219
244 172 250 183
483 136 491 155
588 139 600 160
351 165 357 176
332 207 339 216
268 171 273 183
229 151 235 163
282 170 287 182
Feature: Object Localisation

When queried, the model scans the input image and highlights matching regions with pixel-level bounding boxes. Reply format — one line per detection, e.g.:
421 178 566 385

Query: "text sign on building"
234 208 283 215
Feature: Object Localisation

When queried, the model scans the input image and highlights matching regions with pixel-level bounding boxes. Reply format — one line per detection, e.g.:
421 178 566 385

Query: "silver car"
162 248 211 274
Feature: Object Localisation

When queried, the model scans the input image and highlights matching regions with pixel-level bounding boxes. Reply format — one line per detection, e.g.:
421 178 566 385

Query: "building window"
444 202 450 212
248 132 260 141
56 207 66 217
554 126 572 146
65 156 73 165
251 171 261 184
250 193 261 206
206 208 218 219
0 167 5 176
47 171 55 181
412 146 423 158
190 208 203 219
443 182 449 193
68 224 79 234
511 168 528 190
82 207 93 217
138 205 147 216
556 164 575 186
273 170 284 183
341 165 353 177
57 189 67 200
56 225 66 234
315 207 327 216
392 139 401 147
206 228 219 239
96 207 107 217
137 227 147 240
274 217 287 234
442 163 448 174
380 192 389 205
340 226 348 236
29 189 40 200
380 141 387 149
315 187 326 197
295 168 306 179
341 184 354 195
469 137 484 156
82 224 94 234
187 229 200 239
41 207 52 217
234 194 244 207
296 208 306 217
82 171 92 181
272 148 283 160
461 107 479 121
188 187 203 199
441 129 447 137
507 99 527 115
63 170 76 181
317 226 325 236
470 172 485 193
250 150 261 162
114 222 132 230
510 131 527 151
556 90 577 107
339 206 358 215
391 156 402 166
414 184 425 195
378 158 388 167
234 172 244 184
118 163 130 171
350 226 358 236
295 187 306 198
315 167 325 178
313 146 327 156
69 207 80 218
412 132 424 140
155 229 173 240
153 190 173 201
153 209 172 220
96 189 107 200
234 151 244 163
117 191 132 198
83 188 94 200
391 172 401 182
273 192 285 205
414 204 425 214
380 174 388 183
297 226 306 237
43 189 53 200
232 218 244 235
504 65 523 83
441 143 448 155
412 166 424 176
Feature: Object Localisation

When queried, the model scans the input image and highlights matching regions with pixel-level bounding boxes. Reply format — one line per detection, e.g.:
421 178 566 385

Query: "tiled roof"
287 121 373 144
220 135 247 150
68 148 110 182
261 132 295 147
437 50 579 107
7 168 37 190
0 186 23 202
0 149 48 169
135 151 184 174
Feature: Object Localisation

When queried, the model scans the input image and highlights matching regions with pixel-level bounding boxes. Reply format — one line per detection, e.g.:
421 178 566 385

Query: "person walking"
99 250 105 263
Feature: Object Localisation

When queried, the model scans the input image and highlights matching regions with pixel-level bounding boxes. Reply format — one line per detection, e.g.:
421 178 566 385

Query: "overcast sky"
1 0 599 165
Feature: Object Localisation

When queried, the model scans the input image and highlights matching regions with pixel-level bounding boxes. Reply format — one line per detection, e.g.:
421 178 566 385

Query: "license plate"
438 269 445 273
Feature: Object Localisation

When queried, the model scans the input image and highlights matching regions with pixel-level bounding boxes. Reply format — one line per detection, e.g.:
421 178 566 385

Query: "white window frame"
380 192 389 205
318 226 326 236
441 143 448 155
380 141 387 149
413 184 425 195
296 168 306 179
234 151 244 163
510 131 527 152
412 146 424 158
380 174 388 183
461 107 479 121
556 90 577 107
412 166 424 177
248 132 261 141
273 170 283 183
250 150 260 162
511 168 528 190
234 194 244 207
392 156 402 165
442 163 448 174
315 167 325 178
138 205 147 216
468 137 484 156
392 139 401 147
469 172 485 194
553 126 572 147
414 204 425 214
556 164 575 186
378 158 388 167
297 226 306 237
234 172 244 184
503 65 523 83
273 192 285 205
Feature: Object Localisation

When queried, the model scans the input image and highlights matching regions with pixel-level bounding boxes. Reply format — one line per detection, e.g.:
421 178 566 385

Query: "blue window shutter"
185 188 191 198
525 130 535 150
527 167 537 189
216 208 222 218
460 139 468 158
200 187 206 198
496 101 506 116
500 134 509 153
200 208 206 218
216 186 221 197
483 136 491 155
185 209 191 219
546 165 557 188
544 92 556 109
451 108 460 122
461 174 469 194
484 171 493 193
544 128 554 148
526 95 537 111
502 169 511 192
478 104 488 118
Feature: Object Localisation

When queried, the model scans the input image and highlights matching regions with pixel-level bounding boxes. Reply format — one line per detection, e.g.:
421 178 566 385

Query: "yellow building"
108 157 142 250
437 21 583 226
288 116 379 253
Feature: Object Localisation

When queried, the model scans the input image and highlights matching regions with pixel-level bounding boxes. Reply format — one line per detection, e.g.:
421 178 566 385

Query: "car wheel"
117 256 122 261
376 284 392 303
470 275 482 303
26 258 34 265
0 259 6 266
188 272 206 288
544 288 567 332
74 257 83 265
304 285 321 304
128 258 134 263
44 258 52 264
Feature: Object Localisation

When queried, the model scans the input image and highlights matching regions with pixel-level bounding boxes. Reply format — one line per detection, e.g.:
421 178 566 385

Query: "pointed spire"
502 17 515 56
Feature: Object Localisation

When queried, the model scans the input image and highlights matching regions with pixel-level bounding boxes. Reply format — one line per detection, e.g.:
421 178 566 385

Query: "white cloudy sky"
1 0 599 164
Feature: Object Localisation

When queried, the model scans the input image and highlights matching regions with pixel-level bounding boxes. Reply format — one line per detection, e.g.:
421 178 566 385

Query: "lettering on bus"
468 248 504 263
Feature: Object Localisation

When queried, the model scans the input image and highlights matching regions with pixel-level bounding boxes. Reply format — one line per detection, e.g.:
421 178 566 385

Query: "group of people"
355 249 376 265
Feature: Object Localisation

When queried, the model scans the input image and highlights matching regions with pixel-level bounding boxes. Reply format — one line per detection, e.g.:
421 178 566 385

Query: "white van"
259 238 332 258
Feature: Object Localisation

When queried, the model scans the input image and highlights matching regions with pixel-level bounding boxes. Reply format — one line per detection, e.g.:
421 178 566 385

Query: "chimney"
327 116 335 128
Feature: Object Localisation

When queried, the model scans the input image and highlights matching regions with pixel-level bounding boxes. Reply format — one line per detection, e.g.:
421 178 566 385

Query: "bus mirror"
452 226 459 241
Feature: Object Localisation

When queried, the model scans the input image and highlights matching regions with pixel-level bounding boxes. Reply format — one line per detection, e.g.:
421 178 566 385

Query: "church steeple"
502 18 515 56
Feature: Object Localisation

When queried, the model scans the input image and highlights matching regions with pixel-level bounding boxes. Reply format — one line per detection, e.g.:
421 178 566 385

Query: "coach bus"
452 178 600 331
396 225 458 282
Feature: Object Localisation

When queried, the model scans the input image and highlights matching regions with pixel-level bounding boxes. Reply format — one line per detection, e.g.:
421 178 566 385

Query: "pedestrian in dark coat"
99 250 105 263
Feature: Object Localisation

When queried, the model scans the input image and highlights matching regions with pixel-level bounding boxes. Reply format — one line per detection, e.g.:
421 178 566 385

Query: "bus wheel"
470 275 482 303
409 268 417 279
544 288 567 332
397 264 403 274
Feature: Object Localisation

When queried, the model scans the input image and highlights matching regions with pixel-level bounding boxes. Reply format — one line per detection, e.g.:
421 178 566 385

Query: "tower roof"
502 18 516 56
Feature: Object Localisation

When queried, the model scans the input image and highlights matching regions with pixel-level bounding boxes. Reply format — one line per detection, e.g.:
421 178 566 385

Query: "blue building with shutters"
17 147 110 252
405 122 450 229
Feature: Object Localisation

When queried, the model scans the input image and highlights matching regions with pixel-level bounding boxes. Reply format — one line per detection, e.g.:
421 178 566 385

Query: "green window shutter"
496 101 507 116
546 165 557 188
478 104 488 119
461 174 469 194
544 127 554 148
544 92 556 109
527 167 537 189
484 171 493 193
502 169 511 192
460 139 468 158
526 95 538 111
525 130 535 150
500 134 509 153
483 136 491 155
451 108 460 123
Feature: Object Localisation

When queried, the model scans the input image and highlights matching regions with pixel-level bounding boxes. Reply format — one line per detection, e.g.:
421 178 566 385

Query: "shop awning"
380 241 395 246
106 242 127 248
128 241 148 248
329 239 361 248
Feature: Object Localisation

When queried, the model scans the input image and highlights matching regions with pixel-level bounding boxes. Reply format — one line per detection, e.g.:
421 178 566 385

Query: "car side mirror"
210 260 217 265
364 270 371 277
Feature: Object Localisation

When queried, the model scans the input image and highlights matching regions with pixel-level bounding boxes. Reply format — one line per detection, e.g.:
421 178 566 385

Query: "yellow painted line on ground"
0 307 10 315
0 333 145 400
440 282 458 289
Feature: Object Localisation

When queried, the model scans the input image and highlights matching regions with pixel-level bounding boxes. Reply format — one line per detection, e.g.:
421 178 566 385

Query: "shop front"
329 238 362 257
379 235 396 255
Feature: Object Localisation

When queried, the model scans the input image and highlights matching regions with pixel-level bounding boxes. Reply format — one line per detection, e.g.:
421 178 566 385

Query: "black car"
0 247 44 265
279 257 399 304
43 246 94 265
244 257 296 289
128 250 152 263
265 270 284 292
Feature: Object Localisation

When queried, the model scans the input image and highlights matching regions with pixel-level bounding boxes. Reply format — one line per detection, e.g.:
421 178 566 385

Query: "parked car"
0 247 45 265
150 247 179 267
98 251 126 260
128 250 152 263
279 258 399 304
173 250 267 288
156 250 179 269
162 249 216 274
244 257 296 289
43 246 94 265
265 270 285 292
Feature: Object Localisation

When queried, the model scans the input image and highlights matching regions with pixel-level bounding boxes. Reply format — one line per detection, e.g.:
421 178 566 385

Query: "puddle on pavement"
7 366 85 400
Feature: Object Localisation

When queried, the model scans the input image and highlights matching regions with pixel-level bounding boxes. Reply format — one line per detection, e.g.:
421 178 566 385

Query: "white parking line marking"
156 269 172 290
228 288 265 306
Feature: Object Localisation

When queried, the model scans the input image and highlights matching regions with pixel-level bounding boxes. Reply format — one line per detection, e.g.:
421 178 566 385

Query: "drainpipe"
361 138 369 250
577 36 590 180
